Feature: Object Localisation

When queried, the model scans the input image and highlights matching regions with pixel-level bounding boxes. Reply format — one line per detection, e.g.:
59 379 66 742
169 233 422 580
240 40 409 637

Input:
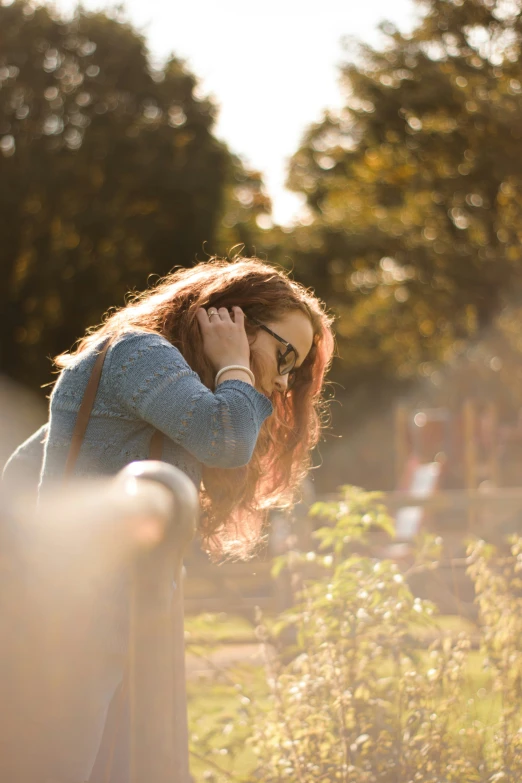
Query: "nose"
274 374 289 393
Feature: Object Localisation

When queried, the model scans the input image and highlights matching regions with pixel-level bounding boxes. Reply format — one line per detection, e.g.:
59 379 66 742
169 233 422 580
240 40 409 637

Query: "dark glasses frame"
247 316 298 384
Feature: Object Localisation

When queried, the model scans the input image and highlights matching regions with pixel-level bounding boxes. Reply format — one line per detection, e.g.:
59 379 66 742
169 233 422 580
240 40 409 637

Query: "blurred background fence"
181 486 522 622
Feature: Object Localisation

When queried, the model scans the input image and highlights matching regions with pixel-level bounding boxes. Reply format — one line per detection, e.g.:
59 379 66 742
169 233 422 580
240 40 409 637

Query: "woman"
3 256 334 782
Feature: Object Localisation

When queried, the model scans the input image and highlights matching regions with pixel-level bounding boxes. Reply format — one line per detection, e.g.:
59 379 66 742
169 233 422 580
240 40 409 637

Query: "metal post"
487 401 500 488
394 403 409 488
0 462 197 783
463 399 477 530
118 462 197 783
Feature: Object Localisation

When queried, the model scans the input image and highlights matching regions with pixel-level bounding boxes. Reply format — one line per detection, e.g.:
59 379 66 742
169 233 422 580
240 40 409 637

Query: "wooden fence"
182 488 522 618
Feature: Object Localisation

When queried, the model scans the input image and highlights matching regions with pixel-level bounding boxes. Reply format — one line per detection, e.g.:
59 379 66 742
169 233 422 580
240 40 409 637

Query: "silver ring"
208 308 218 317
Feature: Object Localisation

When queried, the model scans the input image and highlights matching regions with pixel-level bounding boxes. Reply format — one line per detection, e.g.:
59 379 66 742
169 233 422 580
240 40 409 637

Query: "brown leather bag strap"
64 337 112 478
149 428 164 461
64 336 164 479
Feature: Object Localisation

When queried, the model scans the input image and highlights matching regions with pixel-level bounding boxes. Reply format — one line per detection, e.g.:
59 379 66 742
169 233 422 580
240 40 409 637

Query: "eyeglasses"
248 316 298 387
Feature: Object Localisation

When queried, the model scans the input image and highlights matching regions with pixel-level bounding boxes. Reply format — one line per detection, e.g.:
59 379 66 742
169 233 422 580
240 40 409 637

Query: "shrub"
190 486 522 782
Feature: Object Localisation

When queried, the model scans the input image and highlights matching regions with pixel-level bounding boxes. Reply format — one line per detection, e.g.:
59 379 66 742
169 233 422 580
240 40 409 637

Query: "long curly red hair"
55 258 335 558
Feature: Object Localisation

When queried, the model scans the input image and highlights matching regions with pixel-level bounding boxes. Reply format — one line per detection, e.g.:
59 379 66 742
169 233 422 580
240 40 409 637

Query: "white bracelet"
215 364 255 386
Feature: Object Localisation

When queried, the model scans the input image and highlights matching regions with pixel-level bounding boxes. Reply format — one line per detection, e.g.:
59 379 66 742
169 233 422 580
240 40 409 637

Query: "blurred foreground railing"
0 461 198 783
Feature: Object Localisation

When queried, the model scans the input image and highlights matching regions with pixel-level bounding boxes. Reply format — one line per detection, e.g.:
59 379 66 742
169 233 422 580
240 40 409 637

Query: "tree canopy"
5 0 522 493
0 1 271 388
287 0 522 388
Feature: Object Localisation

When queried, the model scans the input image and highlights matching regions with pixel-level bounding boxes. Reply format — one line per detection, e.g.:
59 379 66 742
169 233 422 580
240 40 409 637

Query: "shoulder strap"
64 337 112 478
63 336 164 479
149 428 164 461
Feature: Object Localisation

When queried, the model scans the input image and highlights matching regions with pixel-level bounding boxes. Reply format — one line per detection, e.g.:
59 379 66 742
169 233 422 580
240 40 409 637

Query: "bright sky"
50 0 419 224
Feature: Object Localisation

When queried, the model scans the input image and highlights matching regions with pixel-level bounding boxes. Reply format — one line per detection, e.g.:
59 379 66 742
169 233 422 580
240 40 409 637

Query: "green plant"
249 488 475 782
467 537 522 776
188 487 522 782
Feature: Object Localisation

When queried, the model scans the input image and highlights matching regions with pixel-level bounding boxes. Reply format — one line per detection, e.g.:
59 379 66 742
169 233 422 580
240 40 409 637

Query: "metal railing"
0 461 198 783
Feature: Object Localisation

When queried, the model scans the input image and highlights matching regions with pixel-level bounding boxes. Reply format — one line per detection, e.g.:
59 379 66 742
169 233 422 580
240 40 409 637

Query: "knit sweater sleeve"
109 333 273 469
2 423 48 492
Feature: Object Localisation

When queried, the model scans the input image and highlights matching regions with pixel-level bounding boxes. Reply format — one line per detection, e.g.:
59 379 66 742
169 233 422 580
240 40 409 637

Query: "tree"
287 0 522 386
0 1 272 390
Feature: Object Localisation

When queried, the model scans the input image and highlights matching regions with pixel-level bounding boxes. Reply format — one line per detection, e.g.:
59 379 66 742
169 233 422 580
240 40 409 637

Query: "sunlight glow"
45 0 418 224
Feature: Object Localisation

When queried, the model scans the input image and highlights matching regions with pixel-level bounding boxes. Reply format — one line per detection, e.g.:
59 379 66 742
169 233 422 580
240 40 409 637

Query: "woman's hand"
196 306 251 372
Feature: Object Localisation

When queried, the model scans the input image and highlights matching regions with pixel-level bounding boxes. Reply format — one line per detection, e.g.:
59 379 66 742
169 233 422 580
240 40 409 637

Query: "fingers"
196 306 250 371
196 308 211 331
231 306 245 327
196 306 244 326
217 307 231 322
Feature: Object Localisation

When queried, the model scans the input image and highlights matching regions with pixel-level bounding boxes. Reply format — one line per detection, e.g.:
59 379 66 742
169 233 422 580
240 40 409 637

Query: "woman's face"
250 310 315 396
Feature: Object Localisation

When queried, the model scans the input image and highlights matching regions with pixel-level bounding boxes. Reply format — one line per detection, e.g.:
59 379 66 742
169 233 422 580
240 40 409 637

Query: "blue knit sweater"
3 331 273 651
5 331 273 489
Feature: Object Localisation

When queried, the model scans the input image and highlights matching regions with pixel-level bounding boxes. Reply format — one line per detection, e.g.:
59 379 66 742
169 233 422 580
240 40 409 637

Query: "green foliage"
287 0 522 387
214 159 282 260
189 487 522 782
185 612 256 645
467 536 522 772
187 667 265 781
310 485 395 554
0 1 273 389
